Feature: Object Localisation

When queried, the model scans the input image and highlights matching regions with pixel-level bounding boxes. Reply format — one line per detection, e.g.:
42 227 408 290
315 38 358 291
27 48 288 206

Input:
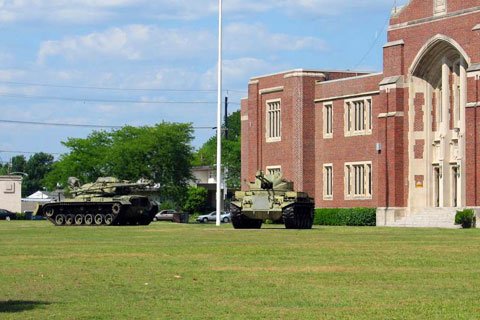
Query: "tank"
230 171 314 229
35 177 158 226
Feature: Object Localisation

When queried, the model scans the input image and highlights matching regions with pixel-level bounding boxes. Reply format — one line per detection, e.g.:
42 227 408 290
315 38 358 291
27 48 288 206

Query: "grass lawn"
1 221 480 319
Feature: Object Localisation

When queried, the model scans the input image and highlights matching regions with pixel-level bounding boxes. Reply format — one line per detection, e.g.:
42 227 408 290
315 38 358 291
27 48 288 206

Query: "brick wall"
242 1 480 211
315 73 383 208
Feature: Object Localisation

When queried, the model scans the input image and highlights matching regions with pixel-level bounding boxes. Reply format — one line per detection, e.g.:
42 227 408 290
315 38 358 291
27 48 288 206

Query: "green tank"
230 171 314 229
35 177 158 226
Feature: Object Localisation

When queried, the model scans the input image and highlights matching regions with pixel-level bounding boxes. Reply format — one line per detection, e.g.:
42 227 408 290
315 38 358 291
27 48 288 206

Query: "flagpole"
216 0 223 227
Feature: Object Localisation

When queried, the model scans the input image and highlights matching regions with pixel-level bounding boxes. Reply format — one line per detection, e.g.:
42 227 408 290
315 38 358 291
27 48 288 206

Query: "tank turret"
35 177 158 226
230 171 314 229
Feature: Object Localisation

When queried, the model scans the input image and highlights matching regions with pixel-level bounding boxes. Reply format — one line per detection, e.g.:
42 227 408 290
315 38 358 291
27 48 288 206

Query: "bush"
182 187 208 214
15 212 26 220
314 208 376 226
455 209 476 229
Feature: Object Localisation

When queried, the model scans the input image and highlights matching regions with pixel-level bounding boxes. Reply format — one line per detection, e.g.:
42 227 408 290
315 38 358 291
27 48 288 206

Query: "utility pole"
224 95 229 140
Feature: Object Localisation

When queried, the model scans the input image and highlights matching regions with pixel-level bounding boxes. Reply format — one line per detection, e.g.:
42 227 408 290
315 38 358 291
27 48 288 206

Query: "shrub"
455 209 476 229
15 212 26 220
314 208 376 226
182 187 208 214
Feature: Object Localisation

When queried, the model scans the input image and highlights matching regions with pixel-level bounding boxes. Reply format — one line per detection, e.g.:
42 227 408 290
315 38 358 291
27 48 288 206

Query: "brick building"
241 0 480 227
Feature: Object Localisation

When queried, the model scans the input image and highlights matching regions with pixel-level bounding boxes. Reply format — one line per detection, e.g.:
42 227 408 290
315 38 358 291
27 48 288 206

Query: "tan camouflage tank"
230 171 314 229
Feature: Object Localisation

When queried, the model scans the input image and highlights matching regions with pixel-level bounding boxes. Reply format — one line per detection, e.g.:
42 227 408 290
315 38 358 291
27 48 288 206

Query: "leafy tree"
1 155 28 174
182 186 208 214
44 123 194 204
224 110 240 140
23 153 55 196
193 111 241 188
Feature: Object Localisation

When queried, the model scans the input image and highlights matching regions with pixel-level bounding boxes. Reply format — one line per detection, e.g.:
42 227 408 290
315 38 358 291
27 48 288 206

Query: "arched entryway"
408 35 469 209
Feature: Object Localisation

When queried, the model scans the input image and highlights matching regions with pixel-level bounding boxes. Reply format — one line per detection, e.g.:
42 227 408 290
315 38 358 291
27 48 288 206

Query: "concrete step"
390 208 460 228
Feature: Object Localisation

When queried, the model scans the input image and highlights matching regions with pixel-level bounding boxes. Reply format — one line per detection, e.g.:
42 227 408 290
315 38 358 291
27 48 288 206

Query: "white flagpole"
216 0 223 227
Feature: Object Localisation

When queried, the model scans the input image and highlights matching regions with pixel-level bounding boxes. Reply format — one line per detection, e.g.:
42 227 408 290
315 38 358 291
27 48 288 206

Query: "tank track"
42 202 151 226
282 203 314 229
230 205 263 229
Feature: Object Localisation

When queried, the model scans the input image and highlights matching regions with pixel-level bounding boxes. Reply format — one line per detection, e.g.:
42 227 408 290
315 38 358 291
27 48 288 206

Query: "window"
452 61 461 127
266 99 281 142
344 97 372 136
266 166 282 176
323 164 333 200
345 162 372 200
323 103 333 138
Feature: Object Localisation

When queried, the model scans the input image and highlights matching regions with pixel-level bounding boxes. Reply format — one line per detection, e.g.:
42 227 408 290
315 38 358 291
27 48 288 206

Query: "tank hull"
230 172 315 229
230 202 314 229
37 196 157 226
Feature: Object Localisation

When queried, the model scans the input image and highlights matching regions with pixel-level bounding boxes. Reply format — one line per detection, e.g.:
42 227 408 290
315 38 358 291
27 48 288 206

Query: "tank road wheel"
283 205 314 230
104 214 114 226
230 205 263 229
74 214 83 225
112 203 121 215
55 214 65 226
84 214 93 225
94 214 103 225
65 214 74 225
45 208 55 218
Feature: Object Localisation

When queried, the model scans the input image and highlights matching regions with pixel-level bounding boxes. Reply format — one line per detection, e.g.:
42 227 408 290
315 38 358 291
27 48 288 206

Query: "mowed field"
1 222 480 319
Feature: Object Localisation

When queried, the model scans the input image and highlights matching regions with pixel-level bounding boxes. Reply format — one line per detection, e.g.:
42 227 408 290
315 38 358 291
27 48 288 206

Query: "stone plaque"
434 0 446 15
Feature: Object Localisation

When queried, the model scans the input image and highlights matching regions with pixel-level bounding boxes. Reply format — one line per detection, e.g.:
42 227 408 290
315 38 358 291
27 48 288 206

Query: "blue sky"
0 0 408 163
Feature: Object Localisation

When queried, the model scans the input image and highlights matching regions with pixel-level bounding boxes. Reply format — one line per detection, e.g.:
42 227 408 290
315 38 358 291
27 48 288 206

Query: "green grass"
1 222 480 319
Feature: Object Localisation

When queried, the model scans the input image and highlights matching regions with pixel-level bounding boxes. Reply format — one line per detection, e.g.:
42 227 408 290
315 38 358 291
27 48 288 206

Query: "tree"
182 186 208 214
44 123 194 204
193 111 241 189
0 155 28 175
23 153 55 196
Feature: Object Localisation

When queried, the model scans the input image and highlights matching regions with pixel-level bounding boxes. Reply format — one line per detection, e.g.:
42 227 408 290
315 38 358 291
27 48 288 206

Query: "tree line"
1 112 241 208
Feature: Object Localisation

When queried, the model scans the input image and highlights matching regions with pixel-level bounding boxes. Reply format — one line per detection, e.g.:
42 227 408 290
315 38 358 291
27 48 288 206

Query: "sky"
0 0 409 164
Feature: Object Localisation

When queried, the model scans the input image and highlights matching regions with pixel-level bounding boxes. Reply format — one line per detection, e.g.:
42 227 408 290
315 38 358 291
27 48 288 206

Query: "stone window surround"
344 161 373 200
265 98 282 143
344 96 373 137
323 163 333 200
266 165 282 176
323 102 333 139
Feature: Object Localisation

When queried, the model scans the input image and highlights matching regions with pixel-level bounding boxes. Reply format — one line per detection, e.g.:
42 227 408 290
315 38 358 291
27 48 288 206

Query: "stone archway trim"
408 34 471 75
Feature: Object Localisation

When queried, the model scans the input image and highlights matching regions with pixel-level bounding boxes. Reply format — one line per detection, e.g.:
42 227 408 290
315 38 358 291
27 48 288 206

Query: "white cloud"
225 23 327 54
37 25 216 64
0 0 409 24
37 22 327 65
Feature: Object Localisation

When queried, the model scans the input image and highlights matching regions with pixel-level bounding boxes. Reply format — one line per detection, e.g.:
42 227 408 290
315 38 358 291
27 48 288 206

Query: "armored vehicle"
230 171 314 229
35 177 158 226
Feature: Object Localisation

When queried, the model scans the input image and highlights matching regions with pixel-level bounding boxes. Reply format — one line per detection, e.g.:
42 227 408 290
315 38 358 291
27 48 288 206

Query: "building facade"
241 0 480 227
0 175 22 213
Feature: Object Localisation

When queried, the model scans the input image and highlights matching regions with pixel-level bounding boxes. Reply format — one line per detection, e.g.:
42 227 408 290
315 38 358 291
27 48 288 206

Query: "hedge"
314 208 376 226
455 209 476 229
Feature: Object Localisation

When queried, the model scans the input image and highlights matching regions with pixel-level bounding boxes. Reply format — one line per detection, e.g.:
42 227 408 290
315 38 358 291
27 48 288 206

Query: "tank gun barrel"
72 180 154 196
255 172 273 190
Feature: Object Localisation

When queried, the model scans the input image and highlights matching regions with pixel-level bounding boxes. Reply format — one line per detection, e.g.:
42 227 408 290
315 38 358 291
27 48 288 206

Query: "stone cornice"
259 86 284 95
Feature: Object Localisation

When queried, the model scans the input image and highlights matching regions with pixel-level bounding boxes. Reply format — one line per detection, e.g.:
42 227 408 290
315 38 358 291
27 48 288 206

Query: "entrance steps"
379 207 460 228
